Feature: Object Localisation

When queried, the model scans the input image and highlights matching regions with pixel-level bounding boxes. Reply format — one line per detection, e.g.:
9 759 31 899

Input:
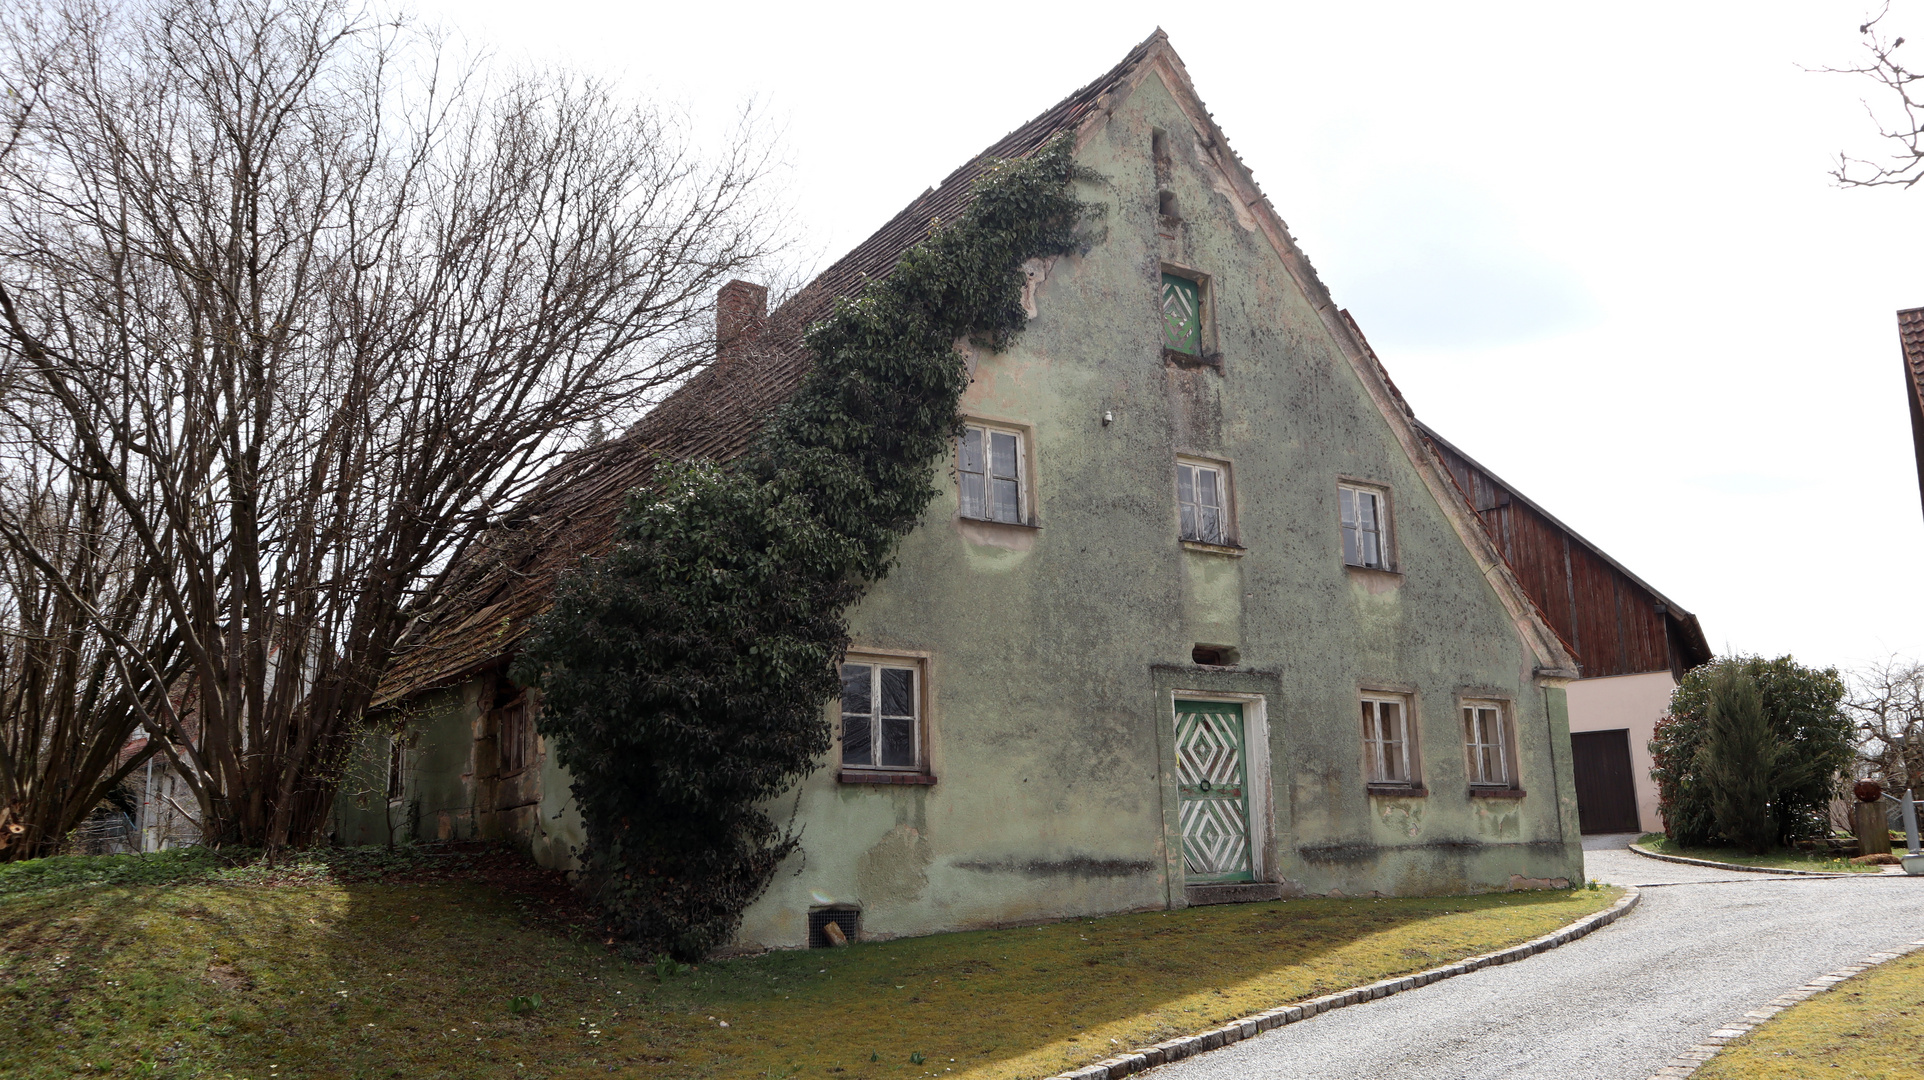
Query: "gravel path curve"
1148 835 1924 1080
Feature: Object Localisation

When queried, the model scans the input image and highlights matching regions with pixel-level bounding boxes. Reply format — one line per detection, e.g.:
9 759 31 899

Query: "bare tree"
1845 657 1924 791
0 392 184 859
0 0 785 851
1827 7 1924 187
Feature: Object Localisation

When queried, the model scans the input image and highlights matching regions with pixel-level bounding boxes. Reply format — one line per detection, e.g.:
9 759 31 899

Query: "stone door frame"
1151 664 1281 910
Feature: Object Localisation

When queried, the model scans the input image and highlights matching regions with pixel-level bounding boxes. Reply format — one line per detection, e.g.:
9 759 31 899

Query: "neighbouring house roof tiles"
1900 306 1924 521
372 32 1170 707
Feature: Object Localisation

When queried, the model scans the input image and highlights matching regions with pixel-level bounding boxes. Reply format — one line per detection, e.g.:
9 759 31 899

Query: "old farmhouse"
343 33 1695 950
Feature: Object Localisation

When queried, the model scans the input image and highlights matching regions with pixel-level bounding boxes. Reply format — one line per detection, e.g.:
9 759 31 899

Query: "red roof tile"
1900 307 1924 521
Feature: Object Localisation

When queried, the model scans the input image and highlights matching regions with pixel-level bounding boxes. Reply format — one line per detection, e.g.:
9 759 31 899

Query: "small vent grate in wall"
808 907 861 949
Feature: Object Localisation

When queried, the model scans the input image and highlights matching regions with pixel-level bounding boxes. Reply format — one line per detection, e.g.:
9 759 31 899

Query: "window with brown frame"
838 659 924 773
495 694 533 776
386 735 406 801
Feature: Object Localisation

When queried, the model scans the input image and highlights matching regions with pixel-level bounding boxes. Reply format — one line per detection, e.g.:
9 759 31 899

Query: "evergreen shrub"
1651 655 1851 849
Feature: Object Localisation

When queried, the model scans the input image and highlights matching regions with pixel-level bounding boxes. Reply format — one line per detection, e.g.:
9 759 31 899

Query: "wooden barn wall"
1426 439 1671 679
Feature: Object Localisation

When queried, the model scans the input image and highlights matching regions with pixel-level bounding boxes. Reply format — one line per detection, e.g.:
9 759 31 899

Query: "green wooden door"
1174 701 1253 882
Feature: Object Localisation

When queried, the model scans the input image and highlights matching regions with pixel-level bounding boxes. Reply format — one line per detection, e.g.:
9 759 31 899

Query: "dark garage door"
1570 729 1641 834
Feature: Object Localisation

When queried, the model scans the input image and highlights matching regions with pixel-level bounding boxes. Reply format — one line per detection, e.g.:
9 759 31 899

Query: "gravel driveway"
1149 834 1924 1080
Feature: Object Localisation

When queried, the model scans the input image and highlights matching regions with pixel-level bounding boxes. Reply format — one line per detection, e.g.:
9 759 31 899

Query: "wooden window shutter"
1161 273 1202 355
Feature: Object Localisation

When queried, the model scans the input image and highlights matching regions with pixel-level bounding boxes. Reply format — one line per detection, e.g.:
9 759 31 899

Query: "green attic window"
1161 272 1202 355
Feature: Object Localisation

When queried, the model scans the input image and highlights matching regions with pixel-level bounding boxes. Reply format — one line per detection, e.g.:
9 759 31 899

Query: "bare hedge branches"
1827 7 1924 187
1846 656 1924 791
0 0 787 850
0 388 181 859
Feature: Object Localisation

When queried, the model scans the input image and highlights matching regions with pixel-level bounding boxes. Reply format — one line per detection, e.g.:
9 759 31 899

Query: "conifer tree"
1697 667 1780 854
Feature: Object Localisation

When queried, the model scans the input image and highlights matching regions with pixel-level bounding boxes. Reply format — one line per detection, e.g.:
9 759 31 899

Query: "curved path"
1149 834 1924 1080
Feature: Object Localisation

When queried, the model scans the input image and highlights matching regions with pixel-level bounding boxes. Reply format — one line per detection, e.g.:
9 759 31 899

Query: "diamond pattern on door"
1161 273 1202 354
1174 702 1253 882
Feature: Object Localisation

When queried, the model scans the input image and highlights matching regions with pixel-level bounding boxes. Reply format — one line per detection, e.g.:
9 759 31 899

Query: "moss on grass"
0 848 1618 1080
1636 834 1880 874
1696 948 1924 1079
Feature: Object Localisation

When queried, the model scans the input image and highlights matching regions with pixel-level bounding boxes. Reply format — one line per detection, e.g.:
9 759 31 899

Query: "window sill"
957 514 1039 530
1163 346 1223 372
838 770 937 786
1181 539 1245 557
1367 783 1426 798
1469 787 1527 799
1344 564 1401 578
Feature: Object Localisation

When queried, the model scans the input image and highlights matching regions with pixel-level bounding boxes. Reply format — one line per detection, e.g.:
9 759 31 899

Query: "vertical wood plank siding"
1423 435 1684 680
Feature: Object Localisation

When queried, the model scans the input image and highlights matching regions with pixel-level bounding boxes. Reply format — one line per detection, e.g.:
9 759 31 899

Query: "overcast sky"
415 0 1924 675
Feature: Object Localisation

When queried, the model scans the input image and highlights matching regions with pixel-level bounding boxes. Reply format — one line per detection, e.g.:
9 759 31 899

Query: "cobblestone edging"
1647 937 1924 1078
1045 887 1641 1080
1626 842 1850 878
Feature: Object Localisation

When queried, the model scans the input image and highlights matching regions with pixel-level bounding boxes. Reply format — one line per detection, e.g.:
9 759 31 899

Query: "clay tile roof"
1900 307 1924 522
373 31 1172 707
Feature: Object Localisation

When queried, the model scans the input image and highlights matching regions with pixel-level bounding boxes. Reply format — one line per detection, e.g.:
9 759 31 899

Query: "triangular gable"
1081 40 1579 676
377 30 1578 705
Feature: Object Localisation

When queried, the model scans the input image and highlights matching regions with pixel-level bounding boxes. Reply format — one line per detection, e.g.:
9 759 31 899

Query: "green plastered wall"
737 68 1582 945
345 65 1584 950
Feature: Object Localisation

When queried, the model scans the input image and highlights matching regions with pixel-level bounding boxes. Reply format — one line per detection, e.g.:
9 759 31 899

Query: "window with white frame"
1361 695 1413 785
839 660 920 770
1340 484 1389 569
959 424 1026 524
1463 702 1509 787
1178 460 1230 545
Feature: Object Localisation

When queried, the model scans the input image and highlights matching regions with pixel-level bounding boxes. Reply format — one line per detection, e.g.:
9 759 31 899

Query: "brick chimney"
716 279 767 368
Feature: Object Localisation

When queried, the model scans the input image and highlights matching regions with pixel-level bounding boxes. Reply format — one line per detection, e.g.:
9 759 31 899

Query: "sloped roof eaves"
371 33 1170 708
1414 420 1712 666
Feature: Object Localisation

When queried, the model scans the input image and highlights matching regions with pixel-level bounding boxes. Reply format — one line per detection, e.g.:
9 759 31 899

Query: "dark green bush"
1652 655 1851 848
512 136 1095 960
1696 666 1779 853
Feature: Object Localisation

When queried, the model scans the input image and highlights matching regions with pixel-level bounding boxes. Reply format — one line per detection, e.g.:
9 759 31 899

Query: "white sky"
415 0 1924 674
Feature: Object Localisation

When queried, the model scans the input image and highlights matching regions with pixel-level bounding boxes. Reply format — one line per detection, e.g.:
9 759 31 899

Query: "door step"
1185 882 1285 906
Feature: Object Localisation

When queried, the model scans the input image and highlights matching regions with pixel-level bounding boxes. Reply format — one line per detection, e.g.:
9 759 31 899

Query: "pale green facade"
338 50 1584 951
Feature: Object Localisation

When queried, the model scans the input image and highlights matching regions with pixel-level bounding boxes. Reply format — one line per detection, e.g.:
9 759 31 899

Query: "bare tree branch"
1820 5 1924 187
0 0 788 852
1845 656 1924 791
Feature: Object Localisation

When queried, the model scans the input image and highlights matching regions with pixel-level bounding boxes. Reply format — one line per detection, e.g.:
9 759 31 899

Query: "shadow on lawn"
641 888 1600 1079
0 847 637 1080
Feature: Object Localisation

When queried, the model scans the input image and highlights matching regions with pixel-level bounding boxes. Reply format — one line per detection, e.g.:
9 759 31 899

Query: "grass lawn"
0 846 1619 1080
1634 834 1882 874
1696 948 1924 1079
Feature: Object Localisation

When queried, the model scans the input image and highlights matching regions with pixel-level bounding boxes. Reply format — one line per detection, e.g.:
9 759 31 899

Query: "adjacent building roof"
1418 425 1712 680
1335 312 1707 681
1900 307 1924 521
